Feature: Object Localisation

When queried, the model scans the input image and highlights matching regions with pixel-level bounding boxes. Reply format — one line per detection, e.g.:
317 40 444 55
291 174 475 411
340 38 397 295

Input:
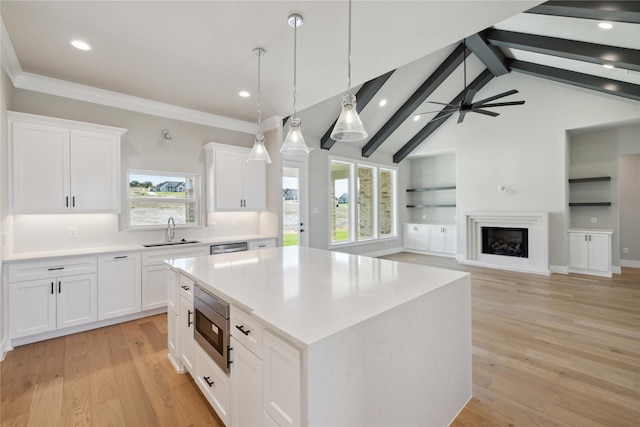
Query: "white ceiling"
1 1 637 157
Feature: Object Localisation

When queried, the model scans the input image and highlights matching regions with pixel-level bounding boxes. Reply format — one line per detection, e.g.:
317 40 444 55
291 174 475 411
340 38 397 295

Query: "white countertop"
3 234 276 262
168 246 469 348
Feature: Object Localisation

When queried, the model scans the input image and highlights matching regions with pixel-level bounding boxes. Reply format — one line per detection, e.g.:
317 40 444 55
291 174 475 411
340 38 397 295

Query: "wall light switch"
623 248 629 254
311 208 319 215
591 217 597 224
68 227 78 238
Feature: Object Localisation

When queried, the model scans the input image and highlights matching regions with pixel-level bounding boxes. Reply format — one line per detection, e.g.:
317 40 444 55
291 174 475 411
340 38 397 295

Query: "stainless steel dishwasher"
210 242 248 255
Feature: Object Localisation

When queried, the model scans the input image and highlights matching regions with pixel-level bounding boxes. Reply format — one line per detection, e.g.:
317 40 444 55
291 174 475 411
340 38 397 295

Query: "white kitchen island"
168 246 471 426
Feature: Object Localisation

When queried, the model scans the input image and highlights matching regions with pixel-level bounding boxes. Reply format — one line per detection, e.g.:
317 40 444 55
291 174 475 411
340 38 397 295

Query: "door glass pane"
283 166 299 246
331 161 350 243
379 169 394 236
358 166 374 240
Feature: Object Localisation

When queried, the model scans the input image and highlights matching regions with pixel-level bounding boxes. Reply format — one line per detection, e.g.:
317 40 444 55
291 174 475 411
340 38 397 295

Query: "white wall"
619 154 640 266
410 72 640 268
4 87 278 254
1 63 12 358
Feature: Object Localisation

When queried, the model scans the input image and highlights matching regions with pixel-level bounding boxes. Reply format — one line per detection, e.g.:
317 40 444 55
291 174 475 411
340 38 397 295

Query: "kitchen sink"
142 240 201 247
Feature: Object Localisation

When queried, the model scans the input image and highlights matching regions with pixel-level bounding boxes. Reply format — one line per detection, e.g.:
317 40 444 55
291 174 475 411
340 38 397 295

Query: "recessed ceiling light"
413 115 421 122
378 99 387 107
239 91 250 98
70 39 92 51
603 64 615 69
598 22 613 29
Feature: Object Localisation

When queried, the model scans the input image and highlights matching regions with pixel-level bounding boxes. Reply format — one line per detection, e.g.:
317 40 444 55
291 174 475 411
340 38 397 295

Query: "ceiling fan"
415 42 525 124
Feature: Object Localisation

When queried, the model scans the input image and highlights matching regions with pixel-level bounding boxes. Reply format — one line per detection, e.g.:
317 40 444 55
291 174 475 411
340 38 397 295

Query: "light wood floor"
1 254 638 426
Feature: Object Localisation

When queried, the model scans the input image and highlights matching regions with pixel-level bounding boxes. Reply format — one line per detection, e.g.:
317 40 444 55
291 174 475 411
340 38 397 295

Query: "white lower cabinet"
404 223 456 256
195 343 231 426
230 337 263 427
568 230 612 277
9 273 97 338
98 252 141 320
263 330 301 427
179 293 195 374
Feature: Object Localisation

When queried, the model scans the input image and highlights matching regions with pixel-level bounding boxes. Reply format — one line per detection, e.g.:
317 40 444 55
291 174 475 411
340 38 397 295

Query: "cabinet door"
56 273 98 329
69 130 120 212
9 278 56 338
179 296 195 374
167 312 182 371
243 161 266 210
214 149 245 210
231 337 264 427
12 121 70 213
428 226 446 252
263 330 301 427
588 234 610 272
404 225 418 250
569 233 589 270
167 267 179 315
142 265 168 311
98 253 141 320
444 226 457 255
416 225 429 251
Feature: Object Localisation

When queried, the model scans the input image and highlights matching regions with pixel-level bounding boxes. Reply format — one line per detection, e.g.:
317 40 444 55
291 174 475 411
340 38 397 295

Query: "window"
330 157 397 245
128 170 200 229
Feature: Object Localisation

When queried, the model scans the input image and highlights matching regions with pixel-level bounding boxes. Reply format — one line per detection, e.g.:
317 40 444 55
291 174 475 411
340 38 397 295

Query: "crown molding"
1 16 278 135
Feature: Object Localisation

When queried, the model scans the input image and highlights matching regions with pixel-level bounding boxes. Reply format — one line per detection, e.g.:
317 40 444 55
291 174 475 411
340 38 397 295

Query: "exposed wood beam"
526 1 640 24
321 70 395 150
465 33 509 76
486 29 640 72
393 69 494 163
361 43 470 158
509 59 640 101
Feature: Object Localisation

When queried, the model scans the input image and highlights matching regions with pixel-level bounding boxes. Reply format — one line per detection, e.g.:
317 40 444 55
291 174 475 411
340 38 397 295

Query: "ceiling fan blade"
474 101 525 108
462 89 477 106
457 111 468 124
414 107 458 116
471 108 500 117
471 89 519 107
427 101 458 107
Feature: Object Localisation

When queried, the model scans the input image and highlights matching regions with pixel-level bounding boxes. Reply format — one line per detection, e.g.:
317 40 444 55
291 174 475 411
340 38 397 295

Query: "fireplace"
482 227 528 258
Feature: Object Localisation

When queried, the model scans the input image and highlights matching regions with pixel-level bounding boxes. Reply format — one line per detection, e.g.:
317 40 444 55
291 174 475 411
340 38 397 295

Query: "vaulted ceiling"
1 1 638 161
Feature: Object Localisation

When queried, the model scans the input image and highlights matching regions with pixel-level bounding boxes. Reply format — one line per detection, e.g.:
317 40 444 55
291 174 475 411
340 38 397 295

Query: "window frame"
126 169 201 230
328 156 398 248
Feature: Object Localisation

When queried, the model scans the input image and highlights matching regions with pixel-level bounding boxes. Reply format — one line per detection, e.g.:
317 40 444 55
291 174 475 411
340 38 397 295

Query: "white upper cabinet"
204 142 266 212
9 112 125 214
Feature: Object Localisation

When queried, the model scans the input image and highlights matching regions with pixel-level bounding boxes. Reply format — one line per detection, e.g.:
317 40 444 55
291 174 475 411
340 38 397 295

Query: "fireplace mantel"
461 211 550 275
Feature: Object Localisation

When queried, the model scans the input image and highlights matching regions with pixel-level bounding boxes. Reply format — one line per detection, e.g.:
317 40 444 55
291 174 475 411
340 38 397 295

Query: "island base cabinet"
179 296 195 374
230 337 263 427
167 311 182 372
263 330 301 427
195 343 230 426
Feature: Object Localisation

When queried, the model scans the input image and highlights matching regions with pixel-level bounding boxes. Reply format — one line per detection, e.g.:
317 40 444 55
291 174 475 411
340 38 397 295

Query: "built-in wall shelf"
569 202 612 207
568 176 611 183
407 186 456 192
407 204 456 208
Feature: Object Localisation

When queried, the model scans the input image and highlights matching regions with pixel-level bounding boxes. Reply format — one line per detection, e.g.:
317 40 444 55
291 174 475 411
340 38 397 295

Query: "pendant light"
280 14 311 156
330 0 367 142
247 47 272 164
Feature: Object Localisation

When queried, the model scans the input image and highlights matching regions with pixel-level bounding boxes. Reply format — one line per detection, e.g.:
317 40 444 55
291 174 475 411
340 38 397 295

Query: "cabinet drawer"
178 274 195 302
142 245 208 266
194 343 230 426
8 256 97 282
231 307 263 358
248 238 276 251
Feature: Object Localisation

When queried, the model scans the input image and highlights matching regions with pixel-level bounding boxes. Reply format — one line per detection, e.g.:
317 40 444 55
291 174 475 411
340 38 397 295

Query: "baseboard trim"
620 259 640 268
550 265 568 274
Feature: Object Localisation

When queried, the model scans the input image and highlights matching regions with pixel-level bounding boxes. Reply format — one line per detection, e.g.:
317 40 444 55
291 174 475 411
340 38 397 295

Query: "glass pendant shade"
331 93 367 141
280 118 310 155
247 133 271 163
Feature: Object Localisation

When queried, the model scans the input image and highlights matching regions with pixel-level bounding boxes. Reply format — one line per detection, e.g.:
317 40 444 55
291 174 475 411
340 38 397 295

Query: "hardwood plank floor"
1 255 638 426
379 253 640 427
0 315 223 427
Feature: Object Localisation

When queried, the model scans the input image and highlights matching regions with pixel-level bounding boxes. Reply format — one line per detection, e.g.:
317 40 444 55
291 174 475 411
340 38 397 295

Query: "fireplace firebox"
481 227 528 258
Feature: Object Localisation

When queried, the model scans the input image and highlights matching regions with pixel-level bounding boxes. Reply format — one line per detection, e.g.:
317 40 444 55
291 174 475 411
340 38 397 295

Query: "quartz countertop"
168 246 469 348
3 234 276 262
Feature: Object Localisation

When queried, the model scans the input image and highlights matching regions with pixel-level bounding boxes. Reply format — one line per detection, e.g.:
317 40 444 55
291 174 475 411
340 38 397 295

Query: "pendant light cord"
257 50 262 135
292 18 298 118
347 0 352 96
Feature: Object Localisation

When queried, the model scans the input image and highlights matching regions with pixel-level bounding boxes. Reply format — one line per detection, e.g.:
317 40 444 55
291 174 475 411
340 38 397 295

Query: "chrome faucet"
167 217 176 242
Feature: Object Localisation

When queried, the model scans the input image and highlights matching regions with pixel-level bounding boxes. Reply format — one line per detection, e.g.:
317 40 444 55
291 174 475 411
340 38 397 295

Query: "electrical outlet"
2 232 7 246
311 208 319 214
68 227 78 238
623 248 629 254
591 217 597 224
231 221 237 230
